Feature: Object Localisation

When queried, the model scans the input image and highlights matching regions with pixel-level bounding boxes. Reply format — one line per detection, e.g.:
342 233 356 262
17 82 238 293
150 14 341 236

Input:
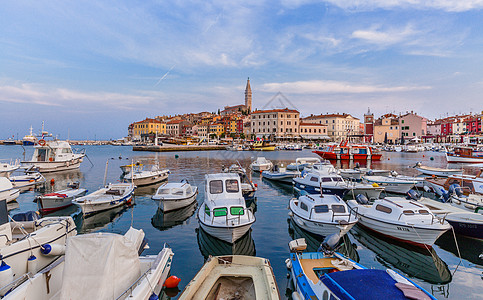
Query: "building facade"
251 108 300 139
131 118 166 139
302 113 360 142
373 114 400 144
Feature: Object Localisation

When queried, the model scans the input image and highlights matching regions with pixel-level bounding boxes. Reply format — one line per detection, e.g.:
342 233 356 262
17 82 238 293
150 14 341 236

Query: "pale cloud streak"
261 80 431 94
352 25 417 45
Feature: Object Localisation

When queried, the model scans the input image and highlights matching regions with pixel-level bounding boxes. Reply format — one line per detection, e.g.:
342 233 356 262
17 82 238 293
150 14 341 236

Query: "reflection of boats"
178 255 280 300
261 177 294 196
5 228 174 300
151 201 197 231
73 182 135 216
287 237 436 300
198 173 255 243
289 194 357 237
347 196 451 247
197 227 255 259
288 218 359 262
79 205 129 233
436 231 483 266
351 224 452 284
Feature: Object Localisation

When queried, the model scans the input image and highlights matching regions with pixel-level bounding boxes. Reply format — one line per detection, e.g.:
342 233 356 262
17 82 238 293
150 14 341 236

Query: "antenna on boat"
103 160 109 187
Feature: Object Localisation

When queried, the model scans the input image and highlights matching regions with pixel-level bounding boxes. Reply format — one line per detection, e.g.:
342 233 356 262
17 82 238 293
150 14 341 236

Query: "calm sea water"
1 145 482 299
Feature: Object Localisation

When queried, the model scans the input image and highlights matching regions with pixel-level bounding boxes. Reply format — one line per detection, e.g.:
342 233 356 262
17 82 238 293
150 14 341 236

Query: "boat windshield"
314 205 329 213
210 180 223 194
225 179 239 193
157 188 171 195
332 205 346 213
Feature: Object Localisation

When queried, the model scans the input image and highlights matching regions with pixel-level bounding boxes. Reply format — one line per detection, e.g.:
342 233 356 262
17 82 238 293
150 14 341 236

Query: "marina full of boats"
0 142 482 299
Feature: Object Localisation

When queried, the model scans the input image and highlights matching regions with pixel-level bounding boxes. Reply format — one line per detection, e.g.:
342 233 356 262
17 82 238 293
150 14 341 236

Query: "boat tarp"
321 269 423 300
60 232 141 300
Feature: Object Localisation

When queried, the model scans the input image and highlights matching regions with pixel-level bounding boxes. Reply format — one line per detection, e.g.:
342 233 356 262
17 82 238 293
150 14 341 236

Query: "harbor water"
1 145 482 299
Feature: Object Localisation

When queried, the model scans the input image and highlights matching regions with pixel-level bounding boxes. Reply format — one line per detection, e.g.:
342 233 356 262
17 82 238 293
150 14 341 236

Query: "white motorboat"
347 195 451 246
414 163 463 177
123 164 169 186
417 195 483 239
152 180 198 212
448 192 483 214
179 255 280 300
198 173 255 243
221 164 258 200
8 171 45 189
0 159 20 177
262 164 298 183
249 157 273 172
4 227 174 300
0 177 20 203
287 238 437 300
286 157 321 171
73 182 136 216
37 183 88 213
0 202 76 295
425 169 483 196
21 139 85 173
364 175 417 194
289 194 357 237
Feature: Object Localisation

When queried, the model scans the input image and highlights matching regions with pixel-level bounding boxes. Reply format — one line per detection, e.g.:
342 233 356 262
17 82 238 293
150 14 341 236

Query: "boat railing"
308 207 354 223
396 211 446 225
204 206 254 225
0 272 32 296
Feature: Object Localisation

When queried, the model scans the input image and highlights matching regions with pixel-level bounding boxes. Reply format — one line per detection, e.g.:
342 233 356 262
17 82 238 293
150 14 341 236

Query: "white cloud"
352 25 417 45
261 80 431 94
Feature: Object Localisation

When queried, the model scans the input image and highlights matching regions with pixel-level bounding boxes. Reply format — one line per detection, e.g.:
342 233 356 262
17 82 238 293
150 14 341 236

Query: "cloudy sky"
1 1 483 139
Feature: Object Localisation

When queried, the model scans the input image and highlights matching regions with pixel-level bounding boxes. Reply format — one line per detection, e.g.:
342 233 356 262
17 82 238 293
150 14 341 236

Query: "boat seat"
105 189 121 195
299 258 334 284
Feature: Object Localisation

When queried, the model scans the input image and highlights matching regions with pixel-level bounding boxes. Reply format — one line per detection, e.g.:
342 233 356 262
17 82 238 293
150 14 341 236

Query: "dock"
133 145 226 152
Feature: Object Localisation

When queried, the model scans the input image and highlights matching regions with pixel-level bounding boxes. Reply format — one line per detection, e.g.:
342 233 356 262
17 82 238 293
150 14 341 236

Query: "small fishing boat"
22 126 36 146
262 164 298 183
347 195 451 246
0 159 20 177
0 177 20 203
178 255 280 300
250 157 273 172
123 164 169 186
425 169 483 196
446 146 483 163
363 175 417 194
417 195 483 239
152 180 198 211
198 173 255 243
0 202 77 295
36 182 88 213
8 171 45 189
414 163 463 177
289 194 357 237
287 237 437 300
21 138 85 173
286 157 321 171
4 227 174 300
251 140 276 151
73 182 136 216
120 162 143 174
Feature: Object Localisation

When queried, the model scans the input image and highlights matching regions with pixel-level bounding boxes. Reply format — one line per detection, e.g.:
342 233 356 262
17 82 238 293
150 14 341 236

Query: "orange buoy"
50 179 55 185
164 275 181 288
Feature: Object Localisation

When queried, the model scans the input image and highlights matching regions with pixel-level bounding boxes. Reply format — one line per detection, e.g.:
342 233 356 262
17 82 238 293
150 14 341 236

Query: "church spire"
245 77 252 112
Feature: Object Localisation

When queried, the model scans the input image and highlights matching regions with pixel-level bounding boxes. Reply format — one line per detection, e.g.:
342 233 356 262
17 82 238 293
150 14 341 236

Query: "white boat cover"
60 232 141 300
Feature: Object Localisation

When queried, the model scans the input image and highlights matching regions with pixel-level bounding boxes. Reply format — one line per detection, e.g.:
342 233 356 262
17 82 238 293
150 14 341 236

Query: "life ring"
38 139 46 146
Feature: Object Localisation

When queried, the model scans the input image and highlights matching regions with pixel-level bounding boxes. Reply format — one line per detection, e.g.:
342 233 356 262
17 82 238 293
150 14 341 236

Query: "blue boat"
287 238 437 300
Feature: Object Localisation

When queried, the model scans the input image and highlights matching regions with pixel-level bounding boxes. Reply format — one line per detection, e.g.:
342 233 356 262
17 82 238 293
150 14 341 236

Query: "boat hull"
415 167 463 177
262 172 296 183
290 212 356 237
158 192 198 212
446 153 483 163
314 151 382 161
364 178 415 194
446 213 483 239
21 158 84 173
293 180 348 198
129 172 169 186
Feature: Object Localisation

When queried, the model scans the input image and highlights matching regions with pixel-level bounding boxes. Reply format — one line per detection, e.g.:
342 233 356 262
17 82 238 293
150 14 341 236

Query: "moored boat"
313 141 382 161
123 164 169 186
73 182 135 216
364 175 417 194
446 146 483 163
250 157 273 172
414 163 463 177
152 180 198 211
0 177 20 203
178 255 280 299
0 159 20 177
36 183 88 213
262 164 298 183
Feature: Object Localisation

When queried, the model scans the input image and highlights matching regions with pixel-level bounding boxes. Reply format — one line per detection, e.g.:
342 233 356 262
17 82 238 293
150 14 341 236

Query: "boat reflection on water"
40 203 83 230
287 218 359 262
261 177 294 196
436 231 483 266
151 201 197 231
196 227 256 260
351 224 452 284
133 180 167 196
79 205 130 233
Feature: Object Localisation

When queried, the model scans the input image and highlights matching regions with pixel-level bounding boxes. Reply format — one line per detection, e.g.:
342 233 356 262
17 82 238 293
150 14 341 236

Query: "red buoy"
164 275 181 288
50 179 55 185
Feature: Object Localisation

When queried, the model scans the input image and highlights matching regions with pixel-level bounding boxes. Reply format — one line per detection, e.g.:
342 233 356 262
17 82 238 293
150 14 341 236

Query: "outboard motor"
366 170 374 176
449 184 463 197
356 194 369 205
354 162 360 169
318 233 341 255
11 211 40 222
406 189 421 200
67 181 80 189
391 171 398 177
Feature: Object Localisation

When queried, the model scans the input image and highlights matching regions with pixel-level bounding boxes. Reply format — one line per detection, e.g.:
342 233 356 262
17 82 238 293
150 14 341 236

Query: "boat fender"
371 183 379 187
163 275 181 288
148 293 159 300
40 244 65 256
292 291 303 300
27 255 38 274
285 258 292 269
0 261 13 296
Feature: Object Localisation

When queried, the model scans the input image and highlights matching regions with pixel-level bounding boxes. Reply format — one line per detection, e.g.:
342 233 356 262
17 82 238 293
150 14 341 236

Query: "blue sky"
1 1 483 139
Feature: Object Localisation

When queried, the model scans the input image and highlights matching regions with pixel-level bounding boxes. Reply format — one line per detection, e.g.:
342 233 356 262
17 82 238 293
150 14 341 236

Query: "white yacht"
198 173 255 243
347 195 451 246
0 159 20 177
152 180 198 211
21 139 85 173
289 194 357 237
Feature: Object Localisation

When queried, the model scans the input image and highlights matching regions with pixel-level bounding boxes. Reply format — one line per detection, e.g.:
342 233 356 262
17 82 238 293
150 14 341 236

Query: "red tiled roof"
302 113 359 120
133 118 162 124
252 108 299 114
300 122 327 126
167 119 185 124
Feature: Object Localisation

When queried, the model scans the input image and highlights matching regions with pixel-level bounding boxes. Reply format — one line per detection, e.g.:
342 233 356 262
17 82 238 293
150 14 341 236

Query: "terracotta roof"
167 119 186 124
300 122 327 126
133 118 162 124
302 113 359 120
252 108 299 114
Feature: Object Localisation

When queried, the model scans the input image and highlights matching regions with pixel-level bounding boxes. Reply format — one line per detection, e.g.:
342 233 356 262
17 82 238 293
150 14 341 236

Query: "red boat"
313 141 382 161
